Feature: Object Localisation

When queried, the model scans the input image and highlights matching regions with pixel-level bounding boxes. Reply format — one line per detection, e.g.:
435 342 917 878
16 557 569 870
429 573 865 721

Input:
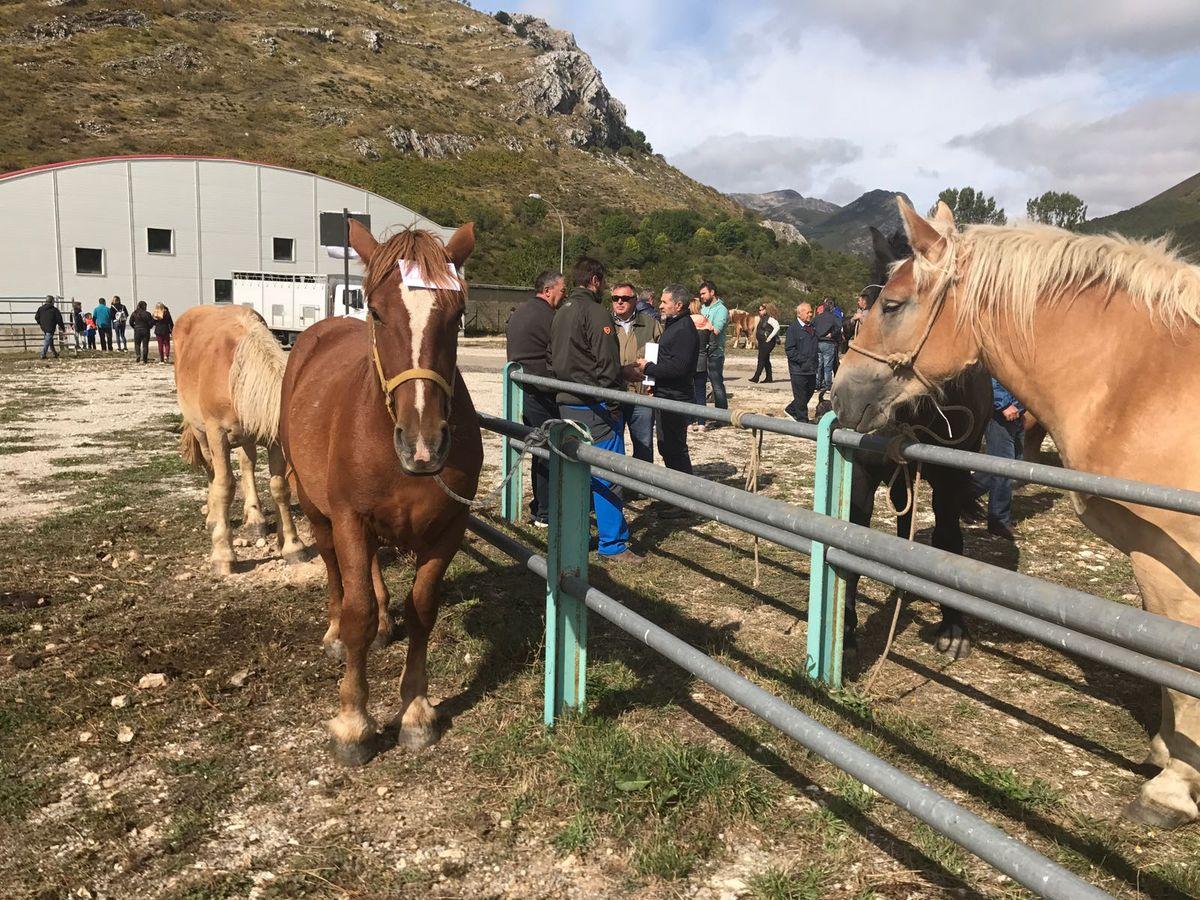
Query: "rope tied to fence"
731 409 766 587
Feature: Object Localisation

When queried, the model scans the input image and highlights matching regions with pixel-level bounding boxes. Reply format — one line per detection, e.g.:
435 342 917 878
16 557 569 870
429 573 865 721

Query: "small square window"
147 228 174 255
273 237 295 262
214 279 233 303
75 247 104 275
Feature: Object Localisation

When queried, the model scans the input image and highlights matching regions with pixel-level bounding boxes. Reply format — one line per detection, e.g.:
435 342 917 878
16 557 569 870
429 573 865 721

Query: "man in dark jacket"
784 302 818 422
548 257 640 564
639 283 698 479
506 269 564 527
35 295 65 359
129 300 155 363
612 282 662 464
812 300 840 392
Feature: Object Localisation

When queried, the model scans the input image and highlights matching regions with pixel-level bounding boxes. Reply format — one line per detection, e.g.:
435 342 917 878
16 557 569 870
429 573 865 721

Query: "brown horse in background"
834 195 1200 828
280 220 482 766
174 305 306 574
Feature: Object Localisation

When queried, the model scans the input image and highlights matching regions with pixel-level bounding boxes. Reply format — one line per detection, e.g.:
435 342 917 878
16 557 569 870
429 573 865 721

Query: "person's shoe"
961 497 986 524
604 549 644 565
987 517 1016 541
533 518 549 529
749 377 760 383
763 378 773 383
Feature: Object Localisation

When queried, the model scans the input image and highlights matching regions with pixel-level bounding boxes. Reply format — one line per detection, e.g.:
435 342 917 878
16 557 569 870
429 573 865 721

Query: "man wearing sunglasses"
611 283 662 466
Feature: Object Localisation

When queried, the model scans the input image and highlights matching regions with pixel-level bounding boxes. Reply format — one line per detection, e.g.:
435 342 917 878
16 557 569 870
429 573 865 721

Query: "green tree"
691 227 717 256
1025 190 1088 229
513 195 547 226
932 187 1007 225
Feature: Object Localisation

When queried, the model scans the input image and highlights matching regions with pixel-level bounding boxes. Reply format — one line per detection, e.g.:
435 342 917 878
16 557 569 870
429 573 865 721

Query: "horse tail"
228 312 287 445
179 423 210 473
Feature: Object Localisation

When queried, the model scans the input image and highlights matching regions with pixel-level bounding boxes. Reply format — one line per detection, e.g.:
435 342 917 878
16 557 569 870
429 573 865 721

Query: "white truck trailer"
230 271 365 344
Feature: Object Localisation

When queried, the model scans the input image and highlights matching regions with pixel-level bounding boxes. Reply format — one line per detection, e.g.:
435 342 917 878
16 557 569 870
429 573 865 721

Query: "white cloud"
669 134 861 194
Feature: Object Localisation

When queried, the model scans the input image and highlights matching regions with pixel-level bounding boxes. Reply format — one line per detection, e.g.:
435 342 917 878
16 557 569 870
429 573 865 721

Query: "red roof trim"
1 154 335 183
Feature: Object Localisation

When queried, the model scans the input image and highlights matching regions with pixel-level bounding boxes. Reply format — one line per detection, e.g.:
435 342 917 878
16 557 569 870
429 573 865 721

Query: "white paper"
642 341 659 387
398 259 460 291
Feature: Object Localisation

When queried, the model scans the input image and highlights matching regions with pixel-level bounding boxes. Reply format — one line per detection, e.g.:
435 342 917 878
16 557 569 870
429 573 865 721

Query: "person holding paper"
611 283 662 464
637 284 699 487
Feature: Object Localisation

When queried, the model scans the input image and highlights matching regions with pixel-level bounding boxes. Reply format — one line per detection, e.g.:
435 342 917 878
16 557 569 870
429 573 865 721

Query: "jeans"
707 354 728 410
972 416 1024 524
86 331 96 349
134 333 150 362
752 341 774 381
522 390 557 523
785 372 816 422
655 409 692 475
40 332 59 358
816 342 838 391
98 326 113 351
560 404 630 556
621 401 654 463
692 372 707 425
114 324 127 350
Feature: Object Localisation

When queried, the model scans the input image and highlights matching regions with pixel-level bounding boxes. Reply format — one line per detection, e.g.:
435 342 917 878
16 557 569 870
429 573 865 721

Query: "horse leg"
1121 553 1200 829
204 424 237 576
397 522 463 749
236 441 270 539
371 550 395 650
840 466 876 662
311 513 345 660
927 469 972 659
266 443 306 563
328 515 381 766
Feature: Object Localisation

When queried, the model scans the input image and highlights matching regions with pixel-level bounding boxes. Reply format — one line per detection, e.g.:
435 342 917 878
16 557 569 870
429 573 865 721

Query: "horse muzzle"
394 424 451 475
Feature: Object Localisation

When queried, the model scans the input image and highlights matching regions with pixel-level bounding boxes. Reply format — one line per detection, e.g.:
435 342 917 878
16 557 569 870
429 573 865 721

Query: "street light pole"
529 193 565 274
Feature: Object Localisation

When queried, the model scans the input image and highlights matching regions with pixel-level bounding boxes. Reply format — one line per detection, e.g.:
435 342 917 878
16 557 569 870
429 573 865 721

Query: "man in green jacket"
548 257 642 564
699 279 729 428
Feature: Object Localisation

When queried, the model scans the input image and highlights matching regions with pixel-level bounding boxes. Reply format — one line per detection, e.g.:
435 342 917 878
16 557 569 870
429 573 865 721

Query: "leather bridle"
366 308 454 425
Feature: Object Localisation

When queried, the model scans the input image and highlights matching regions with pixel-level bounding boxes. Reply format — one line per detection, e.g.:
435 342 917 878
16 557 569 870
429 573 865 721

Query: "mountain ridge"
1082 172 1200 259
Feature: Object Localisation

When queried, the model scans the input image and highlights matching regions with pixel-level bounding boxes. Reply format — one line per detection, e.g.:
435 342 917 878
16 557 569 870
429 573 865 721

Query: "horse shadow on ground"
689 460 779 493
1011 488 1058 525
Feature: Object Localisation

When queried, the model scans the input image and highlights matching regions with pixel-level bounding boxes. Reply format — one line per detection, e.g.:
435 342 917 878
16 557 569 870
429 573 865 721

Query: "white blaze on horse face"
400 283 435 418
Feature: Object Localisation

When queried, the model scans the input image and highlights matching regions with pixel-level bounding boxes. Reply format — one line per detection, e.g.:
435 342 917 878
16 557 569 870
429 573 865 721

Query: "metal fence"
0 296 76 353
459 361 1200 898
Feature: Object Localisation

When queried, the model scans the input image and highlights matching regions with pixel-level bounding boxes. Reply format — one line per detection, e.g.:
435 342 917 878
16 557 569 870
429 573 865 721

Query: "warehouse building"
0 155 451 312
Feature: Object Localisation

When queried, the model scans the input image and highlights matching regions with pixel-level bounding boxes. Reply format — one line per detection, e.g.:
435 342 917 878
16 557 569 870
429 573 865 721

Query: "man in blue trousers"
969 378 1025 541
548 257 642 565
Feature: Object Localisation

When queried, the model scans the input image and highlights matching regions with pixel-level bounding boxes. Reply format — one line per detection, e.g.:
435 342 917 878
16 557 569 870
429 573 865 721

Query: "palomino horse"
833 195 1200 828
280 221 482 766
840 227 990 660
729 308 759 348
174 305 306 574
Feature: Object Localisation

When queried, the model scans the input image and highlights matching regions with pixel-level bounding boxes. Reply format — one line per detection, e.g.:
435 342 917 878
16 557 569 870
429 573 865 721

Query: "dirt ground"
2 345 1199 900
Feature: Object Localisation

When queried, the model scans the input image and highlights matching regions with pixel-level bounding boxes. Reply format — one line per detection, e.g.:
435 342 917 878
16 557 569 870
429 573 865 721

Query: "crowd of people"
36 294 174 363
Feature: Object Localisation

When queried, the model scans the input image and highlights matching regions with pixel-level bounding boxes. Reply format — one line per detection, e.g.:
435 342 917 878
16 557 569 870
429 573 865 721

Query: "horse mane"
363 227 464 303
228 307 287 443
914 223 1200 337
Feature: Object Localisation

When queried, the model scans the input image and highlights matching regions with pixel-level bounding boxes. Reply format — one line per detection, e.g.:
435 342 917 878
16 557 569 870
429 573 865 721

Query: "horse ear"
932 200 956 229
869 226 895 263
444 223 475 267
347 218 379 262
897 195 942 257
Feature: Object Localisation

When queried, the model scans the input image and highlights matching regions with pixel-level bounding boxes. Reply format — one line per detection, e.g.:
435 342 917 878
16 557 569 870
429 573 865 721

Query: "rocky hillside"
730 187 912 256
729 189 840 230
1082 172 1200 259
0 2 735 228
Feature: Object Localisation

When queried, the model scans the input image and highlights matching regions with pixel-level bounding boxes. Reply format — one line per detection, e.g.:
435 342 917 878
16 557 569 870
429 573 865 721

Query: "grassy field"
2 352 1200 898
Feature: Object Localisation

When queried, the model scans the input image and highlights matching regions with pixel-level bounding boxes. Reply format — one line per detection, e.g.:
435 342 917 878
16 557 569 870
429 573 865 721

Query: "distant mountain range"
732 188 911 256
1082 172 1200 260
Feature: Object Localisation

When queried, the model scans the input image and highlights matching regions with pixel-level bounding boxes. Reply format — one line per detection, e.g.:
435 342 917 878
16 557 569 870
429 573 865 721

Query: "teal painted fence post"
807 411 854 688
501 362 525 524
544 422 592 725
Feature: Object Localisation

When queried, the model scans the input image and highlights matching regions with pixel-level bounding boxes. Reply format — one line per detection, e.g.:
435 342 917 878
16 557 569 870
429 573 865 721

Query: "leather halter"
846 267 953 393
367 310 454 425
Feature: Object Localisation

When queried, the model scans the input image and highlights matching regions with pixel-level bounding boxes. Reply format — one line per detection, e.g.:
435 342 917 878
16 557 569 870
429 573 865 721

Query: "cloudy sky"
480 0 1200 218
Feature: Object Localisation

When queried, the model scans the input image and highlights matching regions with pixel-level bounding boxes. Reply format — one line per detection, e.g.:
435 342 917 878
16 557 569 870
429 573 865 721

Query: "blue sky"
479 0 1200 217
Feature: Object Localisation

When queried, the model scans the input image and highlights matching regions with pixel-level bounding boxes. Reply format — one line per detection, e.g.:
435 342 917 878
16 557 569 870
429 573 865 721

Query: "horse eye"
882 300 903 314
369 307 382 322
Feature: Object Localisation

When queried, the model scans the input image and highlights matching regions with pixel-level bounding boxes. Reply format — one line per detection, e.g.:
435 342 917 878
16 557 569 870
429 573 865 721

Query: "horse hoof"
372 627 394 651
331 737 380 767
211 559 235 576
323 639 346 661
934 624 972 660
398 724 440 750
243 521 271 541
1122 796 1197 830
283 548 309 566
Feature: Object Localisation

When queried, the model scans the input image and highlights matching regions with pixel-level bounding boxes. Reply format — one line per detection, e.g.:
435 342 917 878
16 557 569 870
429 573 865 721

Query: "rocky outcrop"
762 220 808 246
385 127 475 159
102 43 206 73
463 71 504 90
23 9 148 43
515 48 628 150
350 137 380 160
362 29 383 53
498 12 576 52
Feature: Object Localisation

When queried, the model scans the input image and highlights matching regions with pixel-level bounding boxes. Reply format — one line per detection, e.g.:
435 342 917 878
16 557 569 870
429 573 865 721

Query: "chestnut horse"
175 305 305 574
280 221 482 766
833 196 1200 828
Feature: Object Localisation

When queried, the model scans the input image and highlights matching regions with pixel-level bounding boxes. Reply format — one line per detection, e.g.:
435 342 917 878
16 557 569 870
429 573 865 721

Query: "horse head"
833 197 980 432
349 219 475 475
